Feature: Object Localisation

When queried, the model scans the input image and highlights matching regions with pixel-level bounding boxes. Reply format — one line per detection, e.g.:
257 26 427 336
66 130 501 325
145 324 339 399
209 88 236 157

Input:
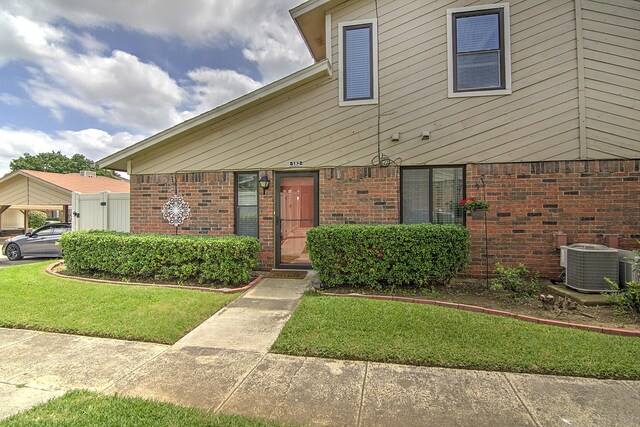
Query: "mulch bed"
46 261 262 294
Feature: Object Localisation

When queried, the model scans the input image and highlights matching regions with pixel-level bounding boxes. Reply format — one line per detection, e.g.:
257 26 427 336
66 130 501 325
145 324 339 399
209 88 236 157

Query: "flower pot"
471 210 486 220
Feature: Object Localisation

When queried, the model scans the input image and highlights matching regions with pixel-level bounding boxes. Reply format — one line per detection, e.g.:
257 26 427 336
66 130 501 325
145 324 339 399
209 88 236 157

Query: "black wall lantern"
259 174 270 194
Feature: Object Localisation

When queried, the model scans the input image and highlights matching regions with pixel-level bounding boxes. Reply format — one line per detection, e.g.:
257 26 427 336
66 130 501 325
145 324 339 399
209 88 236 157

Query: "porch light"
259 174 270 194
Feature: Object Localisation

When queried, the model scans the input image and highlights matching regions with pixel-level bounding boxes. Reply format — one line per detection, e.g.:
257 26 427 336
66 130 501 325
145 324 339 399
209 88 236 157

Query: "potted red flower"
460 197 490 219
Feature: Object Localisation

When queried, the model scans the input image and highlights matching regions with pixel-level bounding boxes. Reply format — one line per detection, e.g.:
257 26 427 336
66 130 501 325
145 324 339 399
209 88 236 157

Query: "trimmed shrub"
491 262 539 298
28 211 48 229
59 231 260 286
307 224 470 288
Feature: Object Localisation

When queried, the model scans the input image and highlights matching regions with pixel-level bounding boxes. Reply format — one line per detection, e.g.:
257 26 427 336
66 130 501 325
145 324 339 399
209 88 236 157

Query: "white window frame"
338 18 378 106
446 3 511 98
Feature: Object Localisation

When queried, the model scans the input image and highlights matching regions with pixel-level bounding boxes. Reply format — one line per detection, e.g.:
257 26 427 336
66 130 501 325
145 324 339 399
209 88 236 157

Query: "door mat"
265 270 308 279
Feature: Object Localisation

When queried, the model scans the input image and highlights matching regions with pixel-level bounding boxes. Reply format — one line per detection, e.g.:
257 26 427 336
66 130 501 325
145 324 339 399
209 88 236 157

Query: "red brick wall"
257 171 275 267
131 160 639 277
131 171 276 267
465 160 640 279
131 172 234 235
320 167 400 225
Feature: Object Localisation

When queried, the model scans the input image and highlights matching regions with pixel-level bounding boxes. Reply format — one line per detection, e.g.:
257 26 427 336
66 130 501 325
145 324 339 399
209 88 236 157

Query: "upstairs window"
339 19 378 106
447 4 511 97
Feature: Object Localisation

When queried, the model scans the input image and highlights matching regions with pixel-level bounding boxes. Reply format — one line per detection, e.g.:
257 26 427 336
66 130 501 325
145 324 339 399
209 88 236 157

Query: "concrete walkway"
1 275 639 426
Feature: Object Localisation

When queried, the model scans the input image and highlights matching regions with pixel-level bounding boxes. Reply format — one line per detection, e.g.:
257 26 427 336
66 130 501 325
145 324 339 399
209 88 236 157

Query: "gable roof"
290 0 347 61
98 59 331 172
2 170 129 194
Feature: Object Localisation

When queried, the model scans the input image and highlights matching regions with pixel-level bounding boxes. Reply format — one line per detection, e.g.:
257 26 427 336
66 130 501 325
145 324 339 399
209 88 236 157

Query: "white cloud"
0 127 143 175
26 49 187 131
187 68 262 115
0 10 66 66
1 0 313 82
0 93 23 106
0 3 313 134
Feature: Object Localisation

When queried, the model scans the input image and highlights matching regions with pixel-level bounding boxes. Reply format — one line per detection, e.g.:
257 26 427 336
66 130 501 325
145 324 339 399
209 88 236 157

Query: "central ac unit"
565 244 618 293
618 249 640 288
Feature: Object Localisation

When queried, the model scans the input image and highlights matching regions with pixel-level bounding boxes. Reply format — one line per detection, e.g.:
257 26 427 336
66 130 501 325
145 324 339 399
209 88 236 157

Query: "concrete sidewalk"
1 275 639 426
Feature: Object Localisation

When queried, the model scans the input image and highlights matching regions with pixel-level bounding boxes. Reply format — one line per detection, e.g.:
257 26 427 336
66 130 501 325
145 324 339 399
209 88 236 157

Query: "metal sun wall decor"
161 195 191 227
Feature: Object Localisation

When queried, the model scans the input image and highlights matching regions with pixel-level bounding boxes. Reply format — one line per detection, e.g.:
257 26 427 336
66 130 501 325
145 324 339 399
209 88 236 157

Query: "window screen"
402 167 464 225
402 169 430 224
343 24 373 101
236 173 258 238
453 10 504 92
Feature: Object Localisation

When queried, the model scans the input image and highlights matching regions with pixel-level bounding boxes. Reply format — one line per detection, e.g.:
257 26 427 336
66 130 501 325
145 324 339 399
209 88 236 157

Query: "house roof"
98 59 331 172
290 0 347 61
2 170 130 194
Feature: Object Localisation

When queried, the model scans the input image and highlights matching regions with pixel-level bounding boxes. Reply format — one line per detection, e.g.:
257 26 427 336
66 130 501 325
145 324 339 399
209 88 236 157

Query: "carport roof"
15 170 130 194
0 170 129 209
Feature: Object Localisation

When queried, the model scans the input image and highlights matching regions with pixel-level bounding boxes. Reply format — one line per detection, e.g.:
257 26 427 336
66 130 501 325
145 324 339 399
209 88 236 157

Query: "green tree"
10 151 118 178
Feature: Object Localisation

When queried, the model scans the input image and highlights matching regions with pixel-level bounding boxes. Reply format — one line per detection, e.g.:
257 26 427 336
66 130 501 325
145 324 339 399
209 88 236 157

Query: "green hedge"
307 224 470 288
59 231 260 286
28 211 48 229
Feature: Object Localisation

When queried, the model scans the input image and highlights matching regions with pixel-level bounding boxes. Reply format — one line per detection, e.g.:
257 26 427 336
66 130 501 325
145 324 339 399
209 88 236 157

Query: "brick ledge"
320 292 640 338
46 261 262 294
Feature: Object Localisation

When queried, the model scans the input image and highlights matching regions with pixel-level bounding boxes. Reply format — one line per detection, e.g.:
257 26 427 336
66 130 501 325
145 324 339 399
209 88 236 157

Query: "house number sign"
289 161 304 167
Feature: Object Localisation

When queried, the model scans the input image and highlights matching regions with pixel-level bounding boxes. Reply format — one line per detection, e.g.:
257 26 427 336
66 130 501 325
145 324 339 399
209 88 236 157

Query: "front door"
275 172 318 268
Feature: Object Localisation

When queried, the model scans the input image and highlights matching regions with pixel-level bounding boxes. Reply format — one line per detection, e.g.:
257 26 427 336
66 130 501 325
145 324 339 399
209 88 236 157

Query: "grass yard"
0 262 238 344
271 293 640 379
0 390 290 426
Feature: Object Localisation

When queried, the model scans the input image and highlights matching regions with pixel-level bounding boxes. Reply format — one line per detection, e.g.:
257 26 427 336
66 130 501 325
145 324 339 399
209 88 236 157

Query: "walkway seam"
621 381 640 400
502 373 541 427
99 345 172 394
0 331 42 351
356 362 369 427
214 352 268 414
0 380 60 393
268 356 306 419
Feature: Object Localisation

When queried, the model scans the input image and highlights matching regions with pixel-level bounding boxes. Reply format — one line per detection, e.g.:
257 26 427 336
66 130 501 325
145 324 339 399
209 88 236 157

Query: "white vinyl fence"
71 191 130 232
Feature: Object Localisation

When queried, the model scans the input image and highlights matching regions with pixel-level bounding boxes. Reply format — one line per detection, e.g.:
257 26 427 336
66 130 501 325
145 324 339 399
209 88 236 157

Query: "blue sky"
0 0 312 175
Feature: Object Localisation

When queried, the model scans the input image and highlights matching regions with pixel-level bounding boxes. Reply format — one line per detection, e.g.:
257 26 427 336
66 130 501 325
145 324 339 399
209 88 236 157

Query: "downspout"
574 0 588 159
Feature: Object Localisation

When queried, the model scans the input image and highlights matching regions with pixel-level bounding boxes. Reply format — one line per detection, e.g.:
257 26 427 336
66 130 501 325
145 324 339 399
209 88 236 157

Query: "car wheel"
6 243 23 261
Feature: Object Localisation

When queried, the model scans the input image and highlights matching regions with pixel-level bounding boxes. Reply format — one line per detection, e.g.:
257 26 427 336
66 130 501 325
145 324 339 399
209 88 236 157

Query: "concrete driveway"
0 254 54 268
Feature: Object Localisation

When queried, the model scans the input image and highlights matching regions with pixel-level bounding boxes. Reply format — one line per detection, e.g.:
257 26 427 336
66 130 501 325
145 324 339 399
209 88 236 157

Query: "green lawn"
271 293 640 379
0 262 238 344
0 390 290 426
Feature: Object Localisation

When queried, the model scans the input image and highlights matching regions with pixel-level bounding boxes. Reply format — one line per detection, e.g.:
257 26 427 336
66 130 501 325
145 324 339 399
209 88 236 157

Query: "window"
34 226 55 236
53 225 71 235
401 167 465 225
338 19 378 106
235 172 259 238
447 3 511 97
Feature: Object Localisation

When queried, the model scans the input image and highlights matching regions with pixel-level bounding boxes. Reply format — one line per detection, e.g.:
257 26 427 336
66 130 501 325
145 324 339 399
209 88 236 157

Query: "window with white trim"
447 3 511 97
338 19 378 106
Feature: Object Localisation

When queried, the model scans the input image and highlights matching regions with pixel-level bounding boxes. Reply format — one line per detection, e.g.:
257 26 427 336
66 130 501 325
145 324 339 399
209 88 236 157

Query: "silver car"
1 223 71 261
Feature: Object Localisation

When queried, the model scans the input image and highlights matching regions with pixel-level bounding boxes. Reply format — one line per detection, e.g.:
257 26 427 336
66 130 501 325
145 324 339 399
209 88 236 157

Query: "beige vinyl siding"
371 0 579 166
0 175 28 205
1 209 24 228
0 175 70 206
582 0 640 158
132 0 638 175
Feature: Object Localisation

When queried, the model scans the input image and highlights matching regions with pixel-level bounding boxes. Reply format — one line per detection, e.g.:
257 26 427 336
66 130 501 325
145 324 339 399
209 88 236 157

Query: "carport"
0 170 129 233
